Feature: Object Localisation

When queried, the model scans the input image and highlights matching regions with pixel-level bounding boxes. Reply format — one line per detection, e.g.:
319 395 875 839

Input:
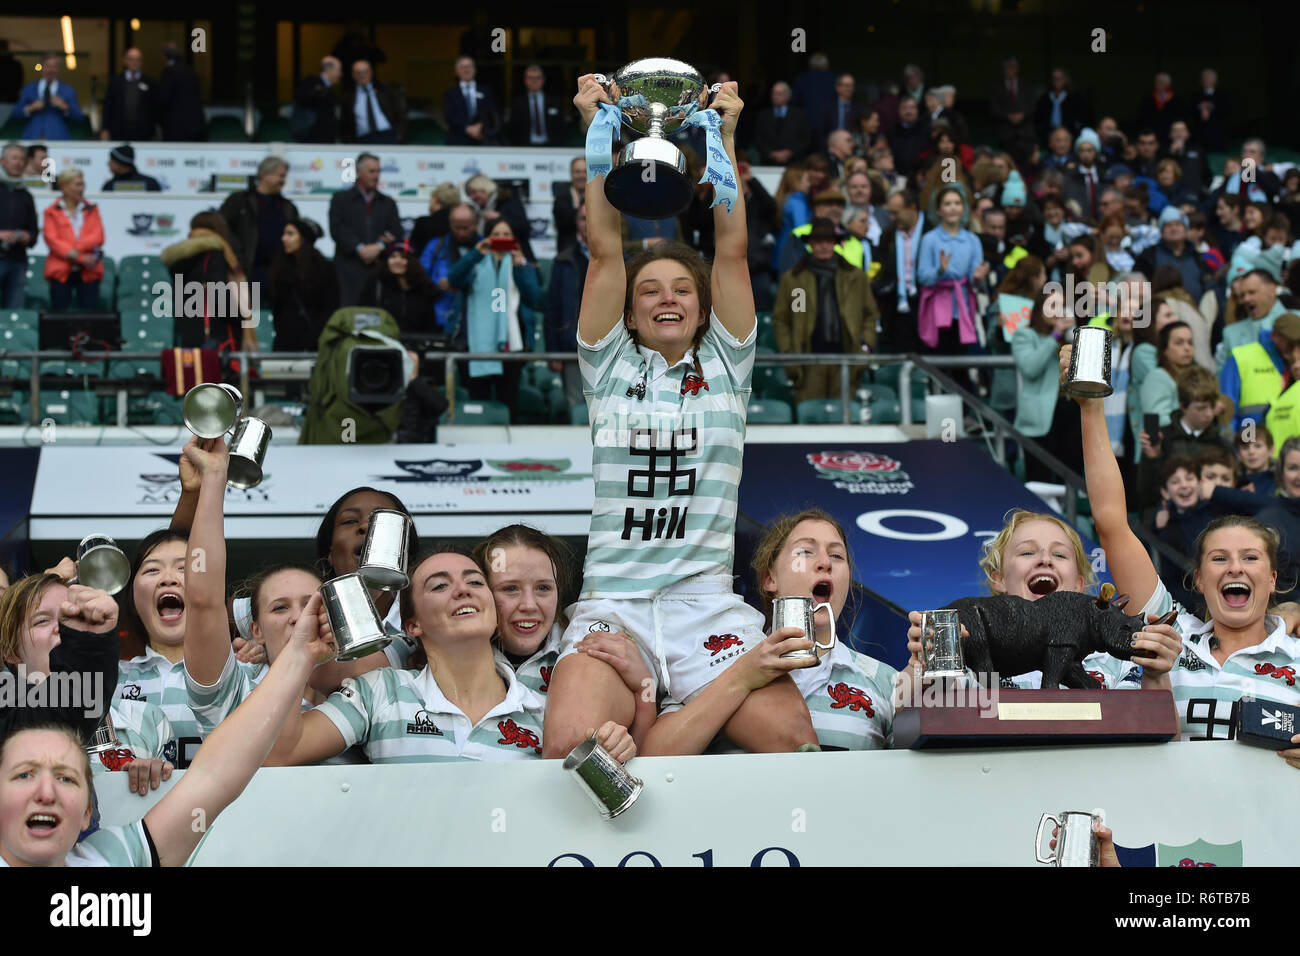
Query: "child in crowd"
1234 422 1277 497
1137 365 1232 511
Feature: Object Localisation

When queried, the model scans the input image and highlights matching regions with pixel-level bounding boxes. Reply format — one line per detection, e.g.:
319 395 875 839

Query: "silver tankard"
771 595 837 662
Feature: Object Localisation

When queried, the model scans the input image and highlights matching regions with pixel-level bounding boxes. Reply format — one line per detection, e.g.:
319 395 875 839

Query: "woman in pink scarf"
916 185 989 354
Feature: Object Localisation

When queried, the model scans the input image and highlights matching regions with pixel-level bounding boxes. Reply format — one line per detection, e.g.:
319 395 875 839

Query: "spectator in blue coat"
421 202 480 339
16 57 84 140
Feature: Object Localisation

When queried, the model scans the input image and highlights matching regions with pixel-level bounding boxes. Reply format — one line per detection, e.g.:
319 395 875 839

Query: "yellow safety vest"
1231 342 1284 411
1003 246 1029 270
1266 380 1300 448
792 222 865 270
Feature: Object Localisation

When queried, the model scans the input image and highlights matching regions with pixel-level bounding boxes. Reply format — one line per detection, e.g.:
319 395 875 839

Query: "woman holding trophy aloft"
542 66 821 758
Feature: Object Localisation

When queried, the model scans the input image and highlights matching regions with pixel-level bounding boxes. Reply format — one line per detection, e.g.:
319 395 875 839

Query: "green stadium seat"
440 400 510 425
0 310 39 333
24 257 49 309
0 327 38 378
535 258 553 292
570 403 589 425
753 353 795 404
514 384 548 424
37 388 100 425
208 116 248 142
255 117 291 142
127 391 184 426
756 312 777 351
875 363 929 400
545 387 568 424
0 391 30 424
406 118 447 145
911 396 927 424
747 398 793 423
433 385 470 405
797 399 863 424
99 256 116 309
857 383 902 424
122 312 175 350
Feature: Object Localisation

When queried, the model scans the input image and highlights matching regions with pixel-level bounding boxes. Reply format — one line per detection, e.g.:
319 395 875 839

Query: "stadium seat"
545 387 568 424
856 383 902 424
121 312 175 350
116 257 169 301
911 396 927 424
0 327 38 378
440 400 510 425
753 354 795 404
208 115 248 142
0 391 30 424
0 310 39 333
875 363 929 400
37 388 100 425
99 256 116 309
433 385 469 405
127 391 185 426
255 117 291 142
406 118 447 145
24 258 49 309
747 398 793 423
797 399 863 424
570 403 589 425
514 384 548 424
255 314 275 351
756 312 777 351
535 258 553 292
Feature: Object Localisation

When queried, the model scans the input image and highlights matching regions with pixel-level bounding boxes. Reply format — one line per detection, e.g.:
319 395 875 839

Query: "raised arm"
145 591 337 866
573 74 627 347
707 83 755 341
182 436 233 687
1061 346 1161 610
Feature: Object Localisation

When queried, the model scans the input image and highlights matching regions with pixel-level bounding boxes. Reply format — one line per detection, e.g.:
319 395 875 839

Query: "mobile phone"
489 236 518 252
1144 413 1161 443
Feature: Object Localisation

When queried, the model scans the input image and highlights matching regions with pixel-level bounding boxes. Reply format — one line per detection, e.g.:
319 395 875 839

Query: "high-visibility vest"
1231 341 1285 411
791 222 866 270
1003 245 1029 270
1266 380 1300 448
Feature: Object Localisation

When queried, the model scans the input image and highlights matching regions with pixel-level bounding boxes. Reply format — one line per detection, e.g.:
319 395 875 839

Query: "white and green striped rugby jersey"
92 700 174 775
56 822 152 867
578 315 755 598
119 647 201 762
185 649 276 736
316 656 547 763
507 623 562 696
1140 580 1300 739
792 642 898 751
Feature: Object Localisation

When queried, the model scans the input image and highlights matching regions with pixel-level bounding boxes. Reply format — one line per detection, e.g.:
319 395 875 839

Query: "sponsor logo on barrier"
375 458 589 484
807 450 915 495
126 213 179 237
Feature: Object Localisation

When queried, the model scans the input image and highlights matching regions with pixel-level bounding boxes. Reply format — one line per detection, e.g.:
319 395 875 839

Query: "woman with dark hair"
359 239 439 334
267 218 339 351
1065 233 1113 291
160 210 256 352
1137 319 1195 430
916 183 989 354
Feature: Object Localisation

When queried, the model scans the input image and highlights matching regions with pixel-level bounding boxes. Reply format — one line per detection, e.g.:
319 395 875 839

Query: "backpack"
299 306 407 444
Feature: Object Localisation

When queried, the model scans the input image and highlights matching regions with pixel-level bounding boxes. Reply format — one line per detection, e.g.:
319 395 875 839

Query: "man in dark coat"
888 97 930 178
1033 68 1092 143
1136 72 1189 144
1193 68 1230 154
544 202 589 408
443 56 500 146
101 144 162 191
508 64 568 147
219 156 299 287
751 81 810 165
157 43 207 141
292 56 341 143
0 142 39 309
551 157 585 255
329 152 403 306
101 48 158 141
340 59 405 144
989 56 1035 153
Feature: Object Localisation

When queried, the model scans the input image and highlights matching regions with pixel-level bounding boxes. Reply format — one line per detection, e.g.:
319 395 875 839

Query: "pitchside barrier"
94 742 1295 866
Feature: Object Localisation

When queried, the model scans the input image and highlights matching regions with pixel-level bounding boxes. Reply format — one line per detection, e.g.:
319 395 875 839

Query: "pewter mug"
1035 809 1104 867
74 534 130 595
357 509 413 591
563 737 643 820
320 573 393 662
85 712 121 755
182 382 243 439
1064 325 1114 398
771 595 837 662
919 609 965 679
226 417 272 489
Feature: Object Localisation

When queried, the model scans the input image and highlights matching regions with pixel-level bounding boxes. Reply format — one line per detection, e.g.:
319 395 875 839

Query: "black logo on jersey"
588 621 612 632
1183 698 1236 741
119 683 145 701
626 426 697 498
623 505 689 541
406 710 445 736
1177 654 1208 673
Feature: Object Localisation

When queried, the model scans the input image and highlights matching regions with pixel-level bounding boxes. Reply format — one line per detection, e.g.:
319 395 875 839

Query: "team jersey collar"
636 342 696 377
415 654 541 722
1185 614 1292 665
124 644 182 670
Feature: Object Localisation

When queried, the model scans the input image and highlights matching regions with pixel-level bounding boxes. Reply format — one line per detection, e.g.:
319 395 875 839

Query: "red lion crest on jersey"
680 373 709 396
538 665 553 693
497 719 542 754
703 634 744 656
1255 663 1297 686
97 748 136 772
827 682 874 715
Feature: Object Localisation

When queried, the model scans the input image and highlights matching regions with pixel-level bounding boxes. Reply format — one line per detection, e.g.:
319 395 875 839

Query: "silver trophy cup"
182 382 243 439
1035 809 1105 867
593 58 722 219
357 509 413 591
771 595 837 662
226 417 272 489
320 573 393 662
1064 326 1114 398
74 534 131 595
919 609 965 679
85 711 122 755
563 737 643 820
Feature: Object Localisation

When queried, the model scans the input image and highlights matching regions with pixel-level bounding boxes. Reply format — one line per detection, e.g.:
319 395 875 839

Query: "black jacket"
102 71 158 140
359 272 438 334
543 243 588 353
157 60 207 141
508 91 568 147
409 208 449 260
751 105 811 164
340 80 407 143
0 623 117 745
102 171 162 192
1255 494 1300 603
888 119 931 178
218 189 300 278
481 188 534 263
1032 90 1092 141
161 234 239 347
329 186 404 306
268 250 339 350
0 183 39 262
551 180 581 255
292 74 339 143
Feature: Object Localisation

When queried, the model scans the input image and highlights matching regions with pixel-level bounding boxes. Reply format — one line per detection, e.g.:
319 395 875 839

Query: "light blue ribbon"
682 109 738 214
585 101 623 182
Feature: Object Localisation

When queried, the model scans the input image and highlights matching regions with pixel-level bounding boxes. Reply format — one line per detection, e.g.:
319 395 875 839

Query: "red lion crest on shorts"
1255 663 1297 686
703 634 744 656
1176 858 1216 867
97 748 136 772
827 682 874 715
497 719 542 754
538 665 553 693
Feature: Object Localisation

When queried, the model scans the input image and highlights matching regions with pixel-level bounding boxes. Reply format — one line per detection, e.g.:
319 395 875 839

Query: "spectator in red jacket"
43 168 104 312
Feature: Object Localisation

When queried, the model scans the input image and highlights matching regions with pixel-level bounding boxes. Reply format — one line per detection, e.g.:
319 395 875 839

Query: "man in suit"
792 52 837 148
826 130 856 182
329 152 403 306
509 64 567 147
551 156 585 255
873 188 926 353
544 201 589 408
342 59 405 145
101 144 162 191
988 56 1034 154
1033 68 1091 143
1194 67 1230 154
0 142 39 309
292 56 341 143
100 48 157 141
821 73 864 142
752 82 810 166
1136 72 1188 144
888 97 930 179
443 56 500 146
157 42 207 141
16 56 84 140
1063 128 1107 221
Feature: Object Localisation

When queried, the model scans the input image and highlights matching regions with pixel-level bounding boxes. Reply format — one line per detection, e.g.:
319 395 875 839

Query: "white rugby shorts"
557 573 767 709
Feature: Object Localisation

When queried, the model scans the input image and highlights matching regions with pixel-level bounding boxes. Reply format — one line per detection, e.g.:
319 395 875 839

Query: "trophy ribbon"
585 101 623 183
682 109 738 214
